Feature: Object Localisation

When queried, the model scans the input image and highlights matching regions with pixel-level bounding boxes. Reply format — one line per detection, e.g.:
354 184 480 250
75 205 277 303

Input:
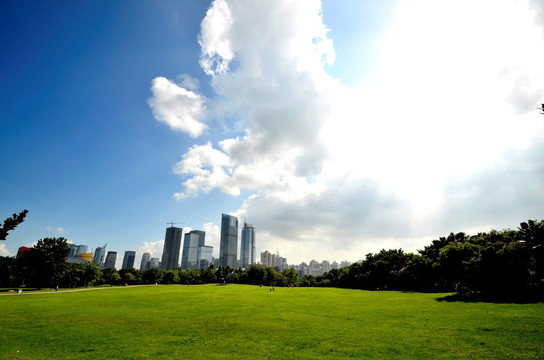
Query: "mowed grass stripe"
0 285 542 359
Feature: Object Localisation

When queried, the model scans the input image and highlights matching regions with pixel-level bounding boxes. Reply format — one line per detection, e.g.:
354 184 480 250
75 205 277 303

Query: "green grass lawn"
0 285 542 359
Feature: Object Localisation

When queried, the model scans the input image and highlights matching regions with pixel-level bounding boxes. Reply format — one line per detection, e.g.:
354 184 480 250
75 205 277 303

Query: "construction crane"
166 222 184 228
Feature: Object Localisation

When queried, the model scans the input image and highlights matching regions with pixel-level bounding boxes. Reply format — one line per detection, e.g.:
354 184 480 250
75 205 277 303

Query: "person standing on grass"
56 285 58 292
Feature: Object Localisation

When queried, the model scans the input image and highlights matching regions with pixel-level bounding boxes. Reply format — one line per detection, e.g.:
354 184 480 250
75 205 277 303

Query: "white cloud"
199 0 234 76
156 0 544 263
203 222 220 258
45 226 66 234
0 243 13 257
131 239 165 270
148 76 207 138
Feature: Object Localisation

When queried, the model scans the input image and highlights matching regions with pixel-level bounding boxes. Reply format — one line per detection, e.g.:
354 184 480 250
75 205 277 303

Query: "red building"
16 246 30 259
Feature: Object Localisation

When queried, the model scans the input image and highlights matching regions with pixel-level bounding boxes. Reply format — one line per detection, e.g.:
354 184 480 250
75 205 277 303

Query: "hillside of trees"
1 219 542 301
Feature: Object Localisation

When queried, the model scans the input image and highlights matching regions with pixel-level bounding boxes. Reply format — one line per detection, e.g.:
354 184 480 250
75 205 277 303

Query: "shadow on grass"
436 292 543 304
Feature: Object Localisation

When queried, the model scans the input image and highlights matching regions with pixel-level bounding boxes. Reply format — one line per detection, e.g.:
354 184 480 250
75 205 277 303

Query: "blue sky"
2 0 544 267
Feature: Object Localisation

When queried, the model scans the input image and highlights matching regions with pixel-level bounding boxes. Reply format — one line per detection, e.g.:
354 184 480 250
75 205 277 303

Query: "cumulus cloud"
148 76 207 138
203 222 220 257
155 0 544 262
45 226 66 234
0 243 13 257
131 239 165 270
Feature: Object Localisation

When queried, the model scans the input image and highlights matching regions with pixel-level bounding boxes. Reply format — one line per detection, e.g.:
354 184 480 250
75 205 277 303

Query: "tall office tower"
219 214 238 268
197 245 213 269
191 230 206 247
241 222 255 268
104 251 117 269
322 260 331 273
140 252 150 271
92 245 106 265
148 258 160 269
181 230 204 269
122 251 136 269
161 226 183 270
261 250 269 266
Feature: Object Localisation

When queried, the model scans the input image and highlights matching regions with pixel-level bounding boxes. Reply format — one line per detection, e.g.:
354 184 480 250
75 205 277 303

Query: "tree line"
1 211 542 300
303 219 543 300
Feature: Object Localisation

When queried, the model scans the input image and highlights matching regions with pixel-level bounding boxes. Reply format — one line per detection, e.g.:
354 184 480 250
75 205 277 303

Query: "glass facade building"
181 231 202 269
197 245 213 269
92 246 106 265
122 251 136 269
104 251 117 269
140 252 151 271
219 214 238 268
161 226 183 270
241 222 255 268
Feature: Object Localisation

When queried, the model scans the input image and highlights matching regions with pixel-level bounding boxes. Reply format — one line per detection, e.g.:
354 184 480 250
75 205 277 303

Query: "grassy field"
0 285 542 359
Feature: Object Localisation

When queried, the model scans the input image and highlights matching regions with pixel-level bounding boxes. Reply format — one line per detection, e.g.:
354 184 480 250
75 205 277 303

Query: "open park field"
1 285 542 359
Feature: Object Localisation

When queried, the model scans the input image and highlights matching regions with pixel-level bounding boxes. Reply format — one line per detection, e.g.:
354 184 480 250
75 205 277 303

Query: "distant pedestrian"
55 285 58 292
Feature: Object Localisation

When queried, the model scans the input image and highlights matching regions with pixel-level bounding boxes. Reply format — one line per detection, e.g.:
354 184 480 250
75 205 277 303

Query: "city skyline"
2 1 543 266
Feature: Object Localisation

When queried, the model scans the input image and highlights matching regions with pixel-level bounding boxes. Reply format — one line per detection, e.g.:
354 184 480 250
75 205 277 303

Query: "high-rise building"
104 251 117 269
191 230 206 247
161 226 183 270
241 222 255 268
197 245 213 269
92 245 106 266
219 214 238 268
140 252 151 271
148 258 160 269
122 251 136 269
181 231 204 269
322 260 331 274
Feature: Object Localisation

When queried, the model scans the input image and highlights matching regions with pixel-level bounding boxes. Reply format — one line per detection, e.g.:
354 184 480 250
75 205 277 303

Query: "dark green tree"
162 270 179 284
100 268 121 286
200 266 216 283
282 268 299 285
119 268 142 285
81 263 102 287
0 256 17 287
0 210 28 240
142 267 164 284
30 237 70 288
62 263 85 288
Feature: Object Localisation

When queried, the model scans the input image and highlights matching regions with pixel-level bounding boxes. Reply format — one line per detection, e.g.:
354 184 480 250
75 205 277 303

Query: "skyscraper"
219 213 238 268
104 251 117 269
241 222 255 268
140 252 151 271
191 230 206 247
148 258 160 269
92 245 106 266
181 230 205 269
122 251 136 269
161 226 183 270
197 245 213 269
